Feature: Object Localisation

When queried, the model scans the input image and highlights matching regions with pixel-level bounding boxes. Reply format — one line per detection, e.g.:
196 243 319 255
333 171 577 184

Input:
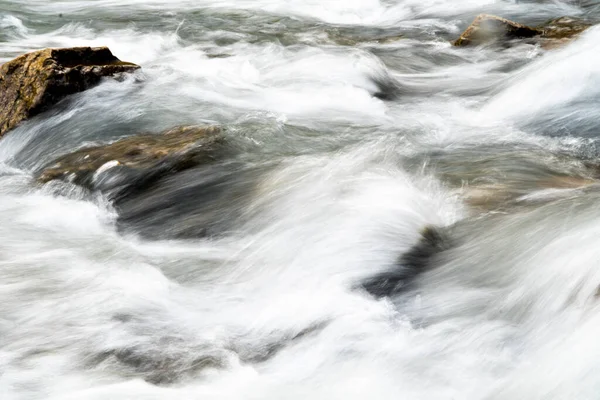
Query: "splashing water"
1 0 600 399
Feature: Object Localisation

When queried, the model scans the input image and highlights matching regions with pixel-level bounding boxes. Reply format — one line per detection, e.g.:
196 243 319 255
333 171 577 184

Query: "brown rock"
37 125 224 189
453 14 591 47
403 145 600 215
541 16 591 39
0 47 139 137
538 16 592 49
460 176 596 211
453 14 541 46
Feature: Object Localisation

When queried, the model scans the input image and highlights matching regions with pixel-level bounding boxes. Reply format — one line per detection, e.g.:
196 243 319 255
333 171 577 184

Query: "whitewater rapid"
1 0 600 399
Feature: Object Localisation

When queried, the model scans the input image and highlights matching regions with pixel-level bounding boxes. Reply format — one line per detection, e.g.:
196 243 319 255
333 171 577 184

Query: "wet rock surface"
540 16 592 39
454 14 591 47
37 125 271 239
37 125 224 191
359 146 600 300
538 16 593 48
0 46 139 137
113 162 272 239
454 14 541 46
402 145 600 213
360 226 454 298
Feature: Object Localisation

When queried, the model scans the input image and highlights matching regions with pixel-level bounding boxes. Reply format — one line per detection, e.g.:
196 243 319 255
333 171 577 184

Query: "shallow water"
1 1 600 399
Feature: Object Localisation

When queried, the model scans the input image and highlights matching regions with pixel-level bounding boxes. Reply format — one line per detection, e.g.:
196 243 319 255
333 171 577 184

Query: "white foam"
0 0 598 398
483 26 600 122
8 0 582 26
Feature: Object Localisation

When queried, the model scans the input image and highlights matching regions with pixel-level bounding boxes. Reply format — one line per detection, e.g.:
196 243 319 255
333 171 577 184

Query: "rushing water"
2 0 600 399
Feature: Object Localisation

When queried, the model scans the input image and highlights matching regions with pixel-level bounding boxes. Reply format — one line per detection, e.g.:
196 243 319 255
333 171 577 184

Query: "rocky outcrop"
37 125 224 191
454 14 591 47
0 47 139 137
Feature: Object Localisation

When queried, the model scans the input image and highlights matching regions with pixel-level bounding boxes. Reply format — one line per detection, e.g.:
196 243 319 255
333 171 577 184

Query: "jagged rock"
0 47 139 137
454 14 591 47
37 125 224 191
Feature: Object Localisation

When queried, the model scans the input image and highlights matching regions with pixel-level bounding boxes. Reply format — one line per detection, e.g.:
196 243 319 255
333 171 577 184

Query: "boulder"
37 125 224 191
453 14 541 46
453 14 591 47
0 47 139 137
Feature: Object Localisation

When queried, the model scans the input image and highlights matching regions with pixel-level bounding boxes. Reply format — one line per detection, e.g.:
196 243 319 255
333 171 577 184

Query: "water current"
1 0 600 398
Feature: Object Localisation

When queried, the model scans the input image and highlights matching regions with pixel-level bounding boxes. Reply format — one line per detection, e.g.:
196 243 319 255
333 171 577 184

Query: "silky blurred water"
1 1 600 399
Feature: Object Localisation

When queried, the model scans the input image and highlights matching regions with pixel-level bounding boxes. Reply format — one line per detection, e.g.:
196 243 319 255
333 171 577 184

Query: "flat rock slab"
37 125 224 190
454 14 591 47
0 46 139 137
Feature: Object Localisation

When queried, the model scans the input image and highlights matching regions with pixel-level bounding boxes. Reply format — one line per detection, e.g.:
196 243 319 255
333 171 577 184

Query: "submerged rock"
461 175 596 211
37 125 224 192
360 226 454 298
38 125 275 239
402 145 600 214
0 47 139 137
453 14 591 47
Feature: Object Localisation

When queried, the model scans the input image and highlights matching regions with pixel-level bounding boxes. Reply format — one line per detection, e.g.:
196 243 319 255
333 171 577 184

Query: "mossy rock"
0 47 139 137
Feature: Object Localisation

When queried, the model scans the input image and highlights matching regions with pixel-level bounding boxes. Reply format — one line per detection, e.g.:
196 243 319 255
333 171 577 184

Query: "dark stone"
92 344 227 386
371 75 403 100
112 161 267 239
360 226 454 298
88 314 328 386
